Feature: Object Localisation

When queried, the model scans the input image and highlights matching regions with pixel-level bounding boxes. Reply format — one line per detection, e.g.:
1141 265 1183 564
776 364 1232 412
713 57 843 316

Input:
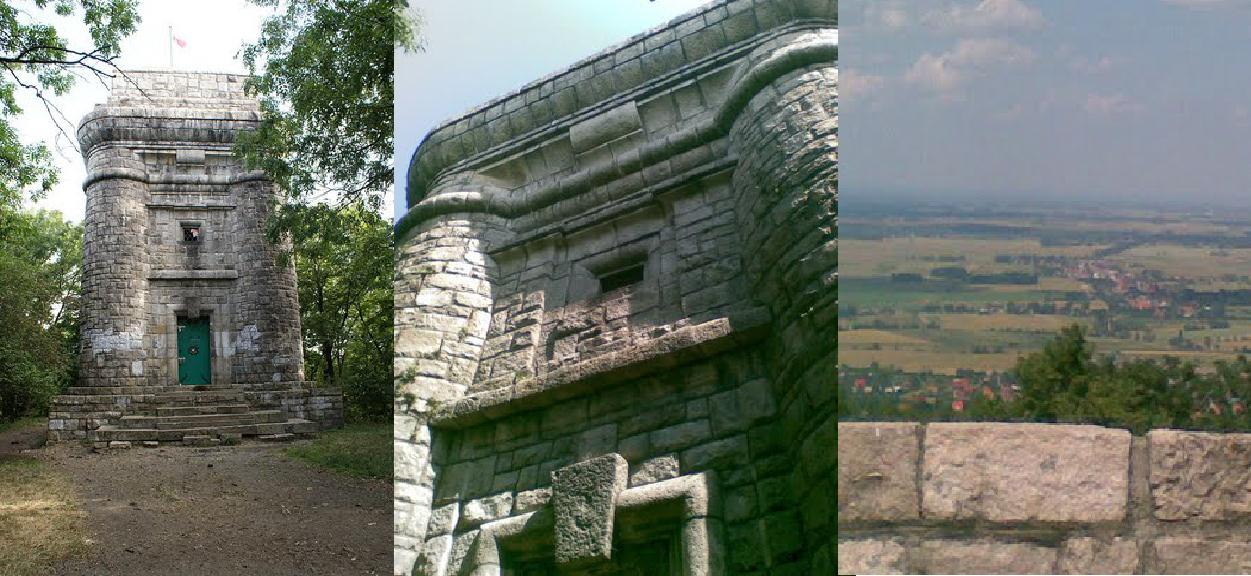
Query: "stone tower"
48 71 343 445
393 1 836 574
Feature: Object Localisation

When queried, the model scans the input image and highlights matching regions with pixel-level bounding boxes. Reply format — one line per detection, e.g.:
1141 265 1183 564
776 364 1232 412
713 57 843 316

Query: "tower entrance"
177 317 211 385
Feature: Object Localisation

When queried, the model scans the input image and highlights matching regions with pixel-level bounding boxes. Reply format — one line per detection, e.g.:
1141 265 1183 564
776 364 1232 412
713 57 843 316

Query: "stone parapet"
837 422 1251 574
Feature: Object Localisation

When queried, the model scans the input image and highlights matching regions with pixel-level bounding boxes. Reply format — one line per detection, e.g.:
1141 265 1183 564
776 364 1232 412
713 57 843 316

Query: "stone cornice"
82 167 269 190
404 0 836 210
396 26 836 239
424 307 772 429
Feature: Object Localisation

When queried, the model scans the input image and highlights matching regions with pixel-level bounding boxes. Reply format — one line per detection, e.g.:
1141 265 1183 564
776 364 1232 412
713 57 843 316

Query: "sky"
17 0 273 223
841 0 1251 208
394 0 715 219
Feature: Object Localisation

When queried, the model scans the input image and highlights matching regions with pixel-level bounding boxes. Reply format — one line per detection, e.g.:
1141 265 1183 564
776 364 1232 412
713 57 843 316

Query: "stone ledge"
1148 429 1251 521
837 422 919 521
922 423 1131 523
427 309 771 429
149 269 239 281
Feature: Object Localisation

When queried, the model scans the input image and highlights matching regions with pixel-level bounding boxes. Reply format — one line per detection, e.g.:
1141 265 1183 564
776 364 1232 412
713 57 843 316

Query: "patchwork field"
839 208 1251 375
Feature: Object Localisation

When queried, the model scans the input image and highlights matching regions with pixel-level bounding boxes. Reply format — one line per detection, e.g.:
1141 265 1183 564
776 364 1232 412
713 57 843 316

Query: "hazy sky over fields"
18 1 271 222
842 0 1251 207
394 0 712 218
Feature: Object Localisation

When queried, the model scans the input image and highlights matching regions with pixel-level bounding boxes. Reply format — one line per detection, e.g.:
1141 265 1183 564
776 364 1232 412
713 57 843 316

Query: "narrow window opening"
181 223 202 242
599 263 645 293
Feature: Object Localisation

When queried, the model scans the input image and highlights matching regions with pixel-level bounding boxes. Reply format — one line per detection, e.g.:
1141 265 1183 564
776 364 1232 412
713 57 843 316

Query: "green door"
177 317 211 385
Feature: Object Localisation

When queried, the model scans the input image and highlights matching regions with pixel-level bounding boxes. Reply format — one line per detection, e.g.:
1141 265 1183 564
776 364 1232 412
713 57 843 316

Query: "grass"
285 421 392 480
0 416 43 435
0 455 90 575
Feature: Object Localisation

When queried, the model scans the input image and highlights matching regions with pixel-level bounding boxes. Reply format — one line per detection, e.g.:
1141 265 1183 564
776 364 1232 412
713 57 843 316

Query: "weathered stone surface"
551 453 628 566
922 423 1130 522
920 540 1058 575
514 487 551 514
460 492 514 528
392 1 837 574
1057 537 1138 574
838 539 907 575
837 422 920 521
1151 538 1251 574
630 454 680 487
50 70 343 445
1148 429 1251 521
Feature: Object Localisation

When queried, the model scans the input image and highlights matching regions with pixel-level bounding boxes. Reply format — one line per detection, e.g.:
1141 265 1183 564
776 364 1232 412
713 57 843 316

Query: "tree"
238 0 418 212
0 208 81 419
0 0 139 207
0 1 137 420
289 201 393 421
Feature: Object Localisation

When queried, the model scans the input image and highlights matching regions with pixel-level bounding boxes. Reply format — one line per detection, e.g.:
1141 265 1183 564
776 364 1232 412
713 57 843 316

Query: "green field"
839 209 1251 374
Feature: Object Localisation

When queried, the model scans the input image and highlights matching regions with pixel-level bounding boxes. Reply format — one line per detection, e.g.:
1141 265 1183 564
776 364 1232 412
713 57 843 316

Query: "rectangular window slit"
599 263 645 293
182 224 201 242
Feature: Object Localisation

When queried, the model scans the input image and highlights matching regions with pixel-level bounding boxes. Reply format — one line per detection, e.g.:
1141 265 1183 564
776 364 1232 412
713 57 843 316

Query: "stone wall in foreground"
838 422 1251 575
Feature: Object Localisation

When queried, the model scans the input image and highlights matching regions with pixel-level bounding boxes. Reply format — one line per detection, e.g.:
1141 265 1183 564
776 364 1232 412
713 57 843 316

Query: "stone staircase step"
119 410 288 430
93 418 317 443
258 433 295 442
183 435 220 447
154 404 252 416
150 392 246 406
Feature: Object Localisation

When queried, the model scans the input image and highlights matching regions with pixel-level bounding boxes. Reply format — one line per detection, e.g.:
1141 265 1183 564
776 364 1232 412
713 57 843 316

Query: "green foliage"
238 0 419 419
286 201 393 422
238 0 418 210
284 422 392 479
0 208 81 420
841 325 1251 434
0 0 139 207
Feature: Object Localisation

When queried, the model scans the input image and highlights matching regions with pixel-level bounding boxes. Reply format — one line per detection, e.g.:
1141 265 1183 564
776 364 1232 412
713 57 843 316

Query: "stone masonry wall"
395 1 836 574
50 70 340 440
838 422 1251 574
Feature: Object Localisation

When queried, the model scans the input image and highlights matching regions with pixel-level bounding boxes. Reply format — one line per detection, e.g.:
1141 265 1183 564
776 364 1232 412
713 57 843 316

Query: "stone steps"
150 391 246 405
118 409 287 430
153 403 251 416
94 418 318 443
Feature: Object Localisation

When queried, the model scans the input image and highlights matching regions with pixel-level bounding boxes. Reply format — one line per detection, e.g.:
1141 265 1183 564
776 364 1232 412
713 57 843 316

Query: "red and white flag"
174 36 187 48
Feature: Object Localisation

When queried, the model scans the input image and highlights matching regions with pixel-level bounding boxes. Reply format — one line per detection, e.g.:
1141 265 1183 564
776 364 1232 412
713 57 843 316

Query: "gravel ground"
33 439 392 576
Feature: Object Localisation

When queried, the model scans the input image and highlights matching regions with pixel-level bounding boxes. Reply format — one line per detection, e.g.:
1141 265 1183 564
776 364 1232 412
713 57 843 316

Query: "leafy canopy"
239 0 418 212
0 0 139 208
0 208 81 419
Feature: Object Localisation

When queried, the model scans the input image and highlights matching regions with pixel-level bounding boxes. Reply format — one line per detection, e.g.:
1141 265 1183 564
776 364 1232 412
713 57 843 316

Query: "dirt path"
37 440 391 575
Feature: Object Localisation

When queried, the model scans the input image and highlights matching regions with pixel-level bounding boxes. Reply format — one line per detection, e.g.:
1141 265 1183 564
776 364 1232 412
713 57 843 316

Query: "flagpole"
168 26 173 69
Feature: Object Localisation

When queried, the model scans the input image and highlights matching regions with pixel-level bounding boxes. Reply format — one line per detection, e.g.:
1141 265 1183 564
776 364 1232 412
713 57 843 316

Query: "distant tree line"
840 324 1251 434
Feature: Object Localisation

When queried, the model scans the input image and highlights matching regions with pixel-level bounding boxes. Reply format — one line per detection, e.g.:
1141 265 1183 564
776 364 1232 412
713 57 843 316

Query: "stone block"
650 420 711 452
838 539 907 576
1057 537 1138 574
1148 429 1251 520
629 454 680 487
837 422 919 521
460 492 514 528
515 487 551 514
922 423 1130 522
920 540 1058 575
1151 538 1251 574
551 453 628 567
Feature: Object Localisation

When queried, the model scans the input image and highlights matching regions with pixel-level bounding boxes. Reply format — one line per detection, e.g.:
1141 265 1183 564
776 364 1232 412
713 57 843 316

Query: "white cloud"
841 68 888 101
1083 93 1140 115
928 0 1045 32
1069 55 1116 74
905 38 1035 94
865 1 912 30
